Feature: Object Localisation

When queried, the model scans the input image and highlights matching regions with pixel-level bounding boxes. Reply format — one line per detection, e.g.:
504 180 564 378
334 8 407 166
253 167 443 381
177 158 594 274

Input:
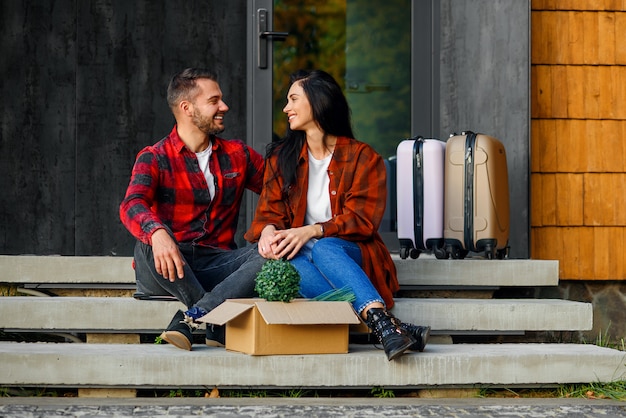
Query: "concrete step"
1 255 560 288
391 298 591 332
0 296 592 333
0 342 623 388
1 256 135 286
393 256 559 288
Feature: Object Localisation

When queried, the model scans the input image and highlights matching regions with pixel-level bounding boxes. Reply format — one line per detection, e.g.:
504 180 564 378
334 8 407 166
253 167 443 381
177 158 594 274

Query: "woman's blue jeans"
290 237 385 315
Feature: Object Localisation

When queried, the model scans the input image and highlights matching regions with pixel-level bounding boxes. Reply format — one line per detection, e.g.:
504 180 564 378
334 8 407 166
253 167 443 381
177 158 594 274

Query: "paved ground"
0 397 625 417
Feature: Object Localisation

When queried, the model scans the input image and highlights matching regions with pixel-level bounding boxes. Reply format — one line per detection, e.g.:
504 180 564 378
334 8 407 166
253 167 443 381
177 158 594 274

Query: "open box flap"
255 300 360 325
198 300 254 326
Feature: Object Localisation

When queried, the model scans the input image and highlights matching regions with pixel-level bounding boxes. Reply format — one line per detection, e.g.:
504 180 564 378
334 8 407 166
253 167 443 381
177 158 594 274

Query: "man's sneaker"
400 322 431 352
184 306 208 321
205 324 225 347
160 310 194 351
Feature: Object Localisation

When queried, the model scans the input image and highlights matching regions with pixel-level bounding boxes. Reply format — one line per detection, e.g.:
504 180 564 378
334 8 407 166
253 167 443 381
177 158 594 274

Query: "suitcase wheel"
434 247 448 260
400 247 412 259
483 243 507 260
399 247 421 260
449 247 468 260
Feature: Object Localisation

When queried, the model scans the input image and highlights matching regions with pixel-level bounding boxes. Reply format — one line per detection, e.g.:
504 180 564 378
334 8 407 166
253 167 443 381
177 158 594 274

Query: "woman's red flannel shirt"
244 136 399 308
120 126 264 249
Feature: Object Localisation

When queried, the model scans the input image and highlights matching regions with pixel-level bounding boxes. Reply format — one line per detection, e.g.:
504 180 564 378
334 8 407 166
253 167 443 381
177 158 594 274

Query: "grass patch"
560 327 626 401
559 381 626 400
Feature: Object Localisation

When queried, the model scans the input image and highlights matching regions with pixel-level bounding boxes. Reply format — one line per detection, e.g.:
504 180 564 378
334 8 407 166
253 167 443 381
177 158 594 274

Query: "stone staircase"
0 255 624 396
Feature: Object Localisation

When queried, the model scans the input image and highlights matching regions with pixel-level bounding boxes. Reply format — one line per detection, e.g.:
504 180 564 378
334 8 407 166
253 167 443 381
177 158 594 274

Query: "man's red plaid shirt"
120 126 264 249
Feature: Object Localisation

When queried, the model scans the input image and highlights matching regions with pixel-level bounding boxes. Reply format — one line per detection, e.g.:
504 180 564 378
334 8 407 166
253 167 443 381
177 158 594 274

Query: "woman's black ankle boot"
365 308 416 361
400 322 431 352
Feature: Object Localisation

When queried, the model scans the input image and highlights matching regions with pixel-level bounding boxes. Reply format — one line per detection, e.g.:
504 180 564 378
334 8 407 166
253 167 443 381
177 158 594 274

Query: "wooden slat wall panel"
532 227 626 279
531 11 626 65
531 173 584 226
532 66 626 119
583 174 626 225
532 172 626 273
531 120 626 173
617 13 626 61
531 3 626 280
532 0 626 11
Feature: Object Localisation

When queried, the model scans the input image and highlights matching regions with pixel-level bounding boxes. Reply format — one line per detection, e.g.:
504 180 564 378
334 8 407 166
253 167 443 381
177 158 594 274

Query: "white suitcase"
396 136 447 259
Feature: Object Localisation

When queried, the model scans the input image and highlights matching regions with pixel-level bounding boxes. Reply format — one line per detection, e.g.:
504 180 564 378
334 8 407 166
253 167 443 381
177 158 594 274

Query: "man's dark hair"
167 68 218 110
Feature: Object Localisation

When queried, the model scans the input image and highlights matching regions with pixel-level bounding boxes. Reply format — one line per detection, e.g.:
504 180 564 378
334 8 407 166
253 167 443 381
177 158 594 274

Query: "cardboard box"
198 299 361 355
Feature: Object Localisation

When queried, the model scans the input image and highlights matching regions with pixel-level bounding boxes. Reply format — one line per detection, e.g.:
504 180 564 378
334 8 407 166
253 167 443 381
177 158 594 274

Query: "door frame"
246 0 275 227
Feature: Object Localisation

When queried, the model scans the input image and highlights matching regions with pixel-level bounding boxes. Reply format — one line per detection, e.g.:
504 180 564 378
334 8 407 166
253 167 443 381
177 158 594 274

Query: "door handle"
258 8 288 69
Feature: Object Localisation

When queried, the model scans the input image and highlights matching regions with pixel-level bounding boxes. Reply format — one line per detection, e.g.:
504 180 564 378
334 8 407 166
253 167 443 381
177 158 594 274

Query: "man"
120 68 265 351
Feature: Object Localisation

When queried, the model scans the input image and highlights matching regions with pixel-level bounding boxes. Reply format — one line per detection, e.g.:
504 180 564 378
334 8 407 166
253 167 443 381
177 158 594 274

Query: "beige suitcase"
443 131 510 259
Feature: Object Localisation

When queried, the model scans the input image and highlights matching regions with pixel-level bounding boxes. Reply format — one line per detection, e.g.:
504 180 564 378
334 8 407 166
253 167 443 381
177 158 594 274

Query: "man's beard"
192 109 225 136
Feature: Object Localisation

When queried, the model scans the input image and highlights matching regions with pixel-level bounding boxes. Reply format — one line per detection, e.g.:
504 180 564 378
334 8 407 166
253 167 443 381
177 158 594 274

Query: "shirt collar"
298 136 351 162
170 125 221 153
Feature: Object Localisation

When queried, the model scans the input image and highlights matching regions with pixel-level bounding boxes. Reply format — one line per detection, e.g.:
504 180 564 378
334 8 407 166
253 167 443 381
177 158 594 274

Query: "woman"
244 69 429 361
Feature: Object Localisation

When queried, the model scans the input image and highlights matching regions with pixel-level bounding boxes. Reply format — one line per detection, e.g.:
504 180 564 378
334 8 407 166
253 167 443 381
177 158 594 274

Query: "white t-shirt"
305 150 332 227
195 144 215 201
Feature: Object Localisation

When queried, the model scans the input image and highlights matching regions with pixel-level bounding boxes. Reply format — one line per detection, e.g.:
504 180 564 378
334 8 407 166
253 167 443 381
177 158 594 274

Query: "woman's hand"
271 225 319 260
258 225 281 259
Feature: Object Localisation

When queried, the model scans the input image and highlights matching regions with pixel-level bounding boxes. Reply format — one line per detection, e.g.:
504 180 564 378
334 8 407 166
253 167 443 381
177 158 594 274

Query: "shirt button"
331 190 337 195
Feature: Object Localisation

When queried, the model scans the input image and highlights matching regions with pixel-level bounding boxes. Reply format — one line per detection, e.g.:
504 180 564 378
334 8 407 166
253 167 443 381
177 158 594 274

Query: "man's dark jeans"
133 241 265 312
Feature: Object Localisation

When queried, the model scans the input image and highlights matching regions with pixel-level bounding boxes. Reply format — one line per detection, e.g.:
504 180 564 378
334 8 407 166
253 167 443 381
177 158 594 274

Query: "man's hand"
151 229 185 281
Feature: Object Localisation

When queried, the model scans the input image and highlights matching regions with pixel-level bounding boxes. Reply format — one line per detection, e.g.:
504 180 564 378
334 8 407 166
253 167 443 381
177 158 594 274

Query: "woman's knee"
311 237 345 257
311 237 360 263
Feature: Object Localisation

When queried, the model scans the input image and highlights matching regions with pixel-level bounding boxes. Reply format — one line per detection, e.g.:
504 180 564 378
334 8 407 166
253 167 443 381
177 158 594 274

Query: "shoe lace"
182 314 202 330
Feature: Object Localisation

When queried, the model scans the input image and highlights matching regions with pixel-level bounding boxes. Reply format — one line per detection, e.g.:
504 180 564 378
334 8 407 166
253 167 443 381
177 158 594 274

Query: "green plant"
583 324 626 352
168 389 184 397
278 388 308 398
370 386 395 398
154 335 163 344
559 381 626 400
222 389 269 398
312 286 356 302
595 325 612 348
255 259 301 302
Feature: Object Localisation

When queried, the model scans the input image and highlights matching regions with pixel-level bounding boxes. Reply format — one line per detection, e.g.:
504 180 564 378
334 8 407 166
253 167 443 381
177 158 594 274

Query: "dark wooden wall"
1 1 532 258
0 1 247 255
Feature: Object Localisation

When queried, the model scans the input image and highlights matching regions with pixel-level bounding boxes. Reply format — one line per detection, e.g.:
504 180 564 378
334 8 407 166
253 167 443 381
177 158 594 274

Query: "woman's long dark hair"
267 70 355 194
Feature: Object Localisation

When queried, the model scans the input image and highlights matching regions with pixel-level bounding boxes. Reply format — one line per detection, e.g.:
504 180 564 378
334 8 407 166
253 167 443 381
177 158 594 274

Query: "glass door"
271 0 412 159
247 0 412 246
